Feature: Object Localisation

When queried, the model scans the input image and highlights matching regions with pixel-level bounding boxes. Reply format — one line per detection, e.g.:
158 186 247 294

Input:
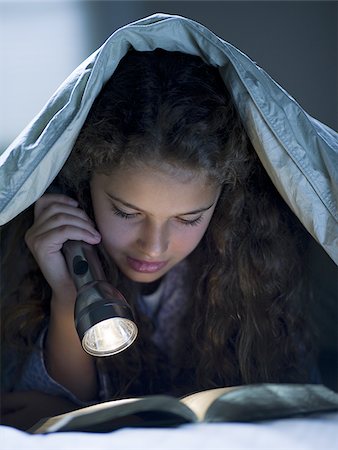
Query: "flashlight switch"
73 256 89 276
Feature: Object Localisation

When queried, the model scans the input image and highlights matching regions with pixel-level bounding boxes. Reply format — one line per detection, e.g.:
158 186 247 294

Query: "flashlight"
62 240 138 357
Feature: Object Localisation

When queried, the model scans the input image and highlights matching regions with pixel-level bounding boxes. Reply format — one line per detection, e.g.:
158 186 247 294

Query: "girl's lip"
126 256 168 273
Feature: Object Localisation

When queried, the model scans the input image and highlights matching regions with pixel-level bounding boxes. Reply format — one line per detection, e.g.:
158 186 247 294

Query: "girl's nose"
136 222 169 258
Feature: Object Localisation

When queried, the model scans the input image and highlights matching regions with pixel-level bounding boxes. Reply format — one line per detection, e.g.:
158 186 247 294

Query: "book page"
30 395 197 433
30 398 140 433
204 384 338 423
181 386 238 421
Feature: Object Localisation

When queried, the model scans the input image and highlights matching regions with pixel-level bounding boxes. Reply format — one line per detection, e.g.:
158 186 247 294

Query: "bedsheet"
2 412 338 450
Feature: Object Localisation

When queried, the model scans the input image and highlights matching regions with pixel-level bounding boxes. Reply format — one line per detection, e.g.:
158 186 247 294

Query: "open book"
29 383 338 434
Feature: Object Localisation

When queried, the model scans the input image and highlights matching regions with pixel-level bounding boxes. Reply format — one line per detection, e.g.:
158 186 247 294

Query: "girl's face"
90 165 220 283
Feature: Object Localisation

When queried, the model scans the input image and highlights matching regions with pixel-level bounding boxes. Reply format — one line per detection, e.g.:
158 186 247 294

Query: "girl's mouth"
126 256 168 273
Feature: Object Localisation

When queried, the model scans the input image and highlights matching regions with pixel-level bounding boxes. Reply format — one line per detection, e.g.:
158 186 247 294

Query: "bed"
2 412 338 450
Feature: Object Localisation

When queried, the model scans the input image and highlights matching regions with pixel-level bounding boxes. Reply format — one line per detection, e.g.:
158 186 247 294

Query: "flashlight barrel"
74 280 135 343
62 240 107 289
62 240 138 356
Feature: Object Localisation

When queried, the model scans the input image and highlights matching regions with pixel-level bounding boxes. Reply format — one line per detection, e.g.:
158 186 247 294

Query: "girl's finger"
34 193 78 219
31 209 98 238
34 224 101 252
32 198 95 234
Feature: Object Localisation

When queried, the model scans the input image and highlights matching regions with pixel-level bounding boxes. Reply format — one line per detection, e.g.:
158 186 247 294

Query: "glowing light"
82 318 138 356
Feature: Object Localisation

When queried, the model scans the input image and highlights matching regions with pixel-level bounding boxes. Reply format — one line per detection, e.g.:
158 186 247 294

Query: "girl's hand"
25 194 101 301
0 391 78 431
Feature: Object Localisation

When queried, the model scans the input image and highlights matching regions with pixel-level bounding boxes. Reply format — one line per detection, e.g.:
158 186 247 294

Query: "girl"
1 48 315 426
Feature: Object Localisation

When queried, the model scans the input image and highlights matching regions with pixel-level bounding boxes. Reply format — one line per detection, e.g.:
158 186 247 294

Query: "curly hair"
1 49 313 395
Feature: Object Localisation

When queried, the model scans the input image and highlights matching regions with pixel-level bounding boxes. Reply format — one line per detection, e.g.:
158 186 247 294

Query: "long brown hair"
1 49 313 395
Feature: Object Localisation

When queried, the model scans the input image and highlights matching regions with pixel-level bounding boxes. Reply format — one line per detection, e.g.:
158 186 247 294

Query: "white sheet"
2 412 338 450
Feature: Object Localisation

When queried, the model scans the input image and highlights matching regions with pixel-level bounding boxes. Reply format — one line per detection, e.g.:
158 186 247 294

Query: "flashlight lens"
82 318 138 356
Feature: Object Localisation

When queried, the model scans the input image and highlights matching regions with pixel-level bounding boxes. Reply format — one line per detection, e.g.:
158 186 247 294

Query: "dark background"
84 1 338 130
1 1 337 149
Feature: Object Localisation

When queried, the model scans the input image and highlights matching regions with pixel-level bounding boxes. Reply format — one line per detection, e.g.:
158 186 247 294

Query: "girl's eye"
177 216 203 227
112 205 139 220
111 204 204 226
